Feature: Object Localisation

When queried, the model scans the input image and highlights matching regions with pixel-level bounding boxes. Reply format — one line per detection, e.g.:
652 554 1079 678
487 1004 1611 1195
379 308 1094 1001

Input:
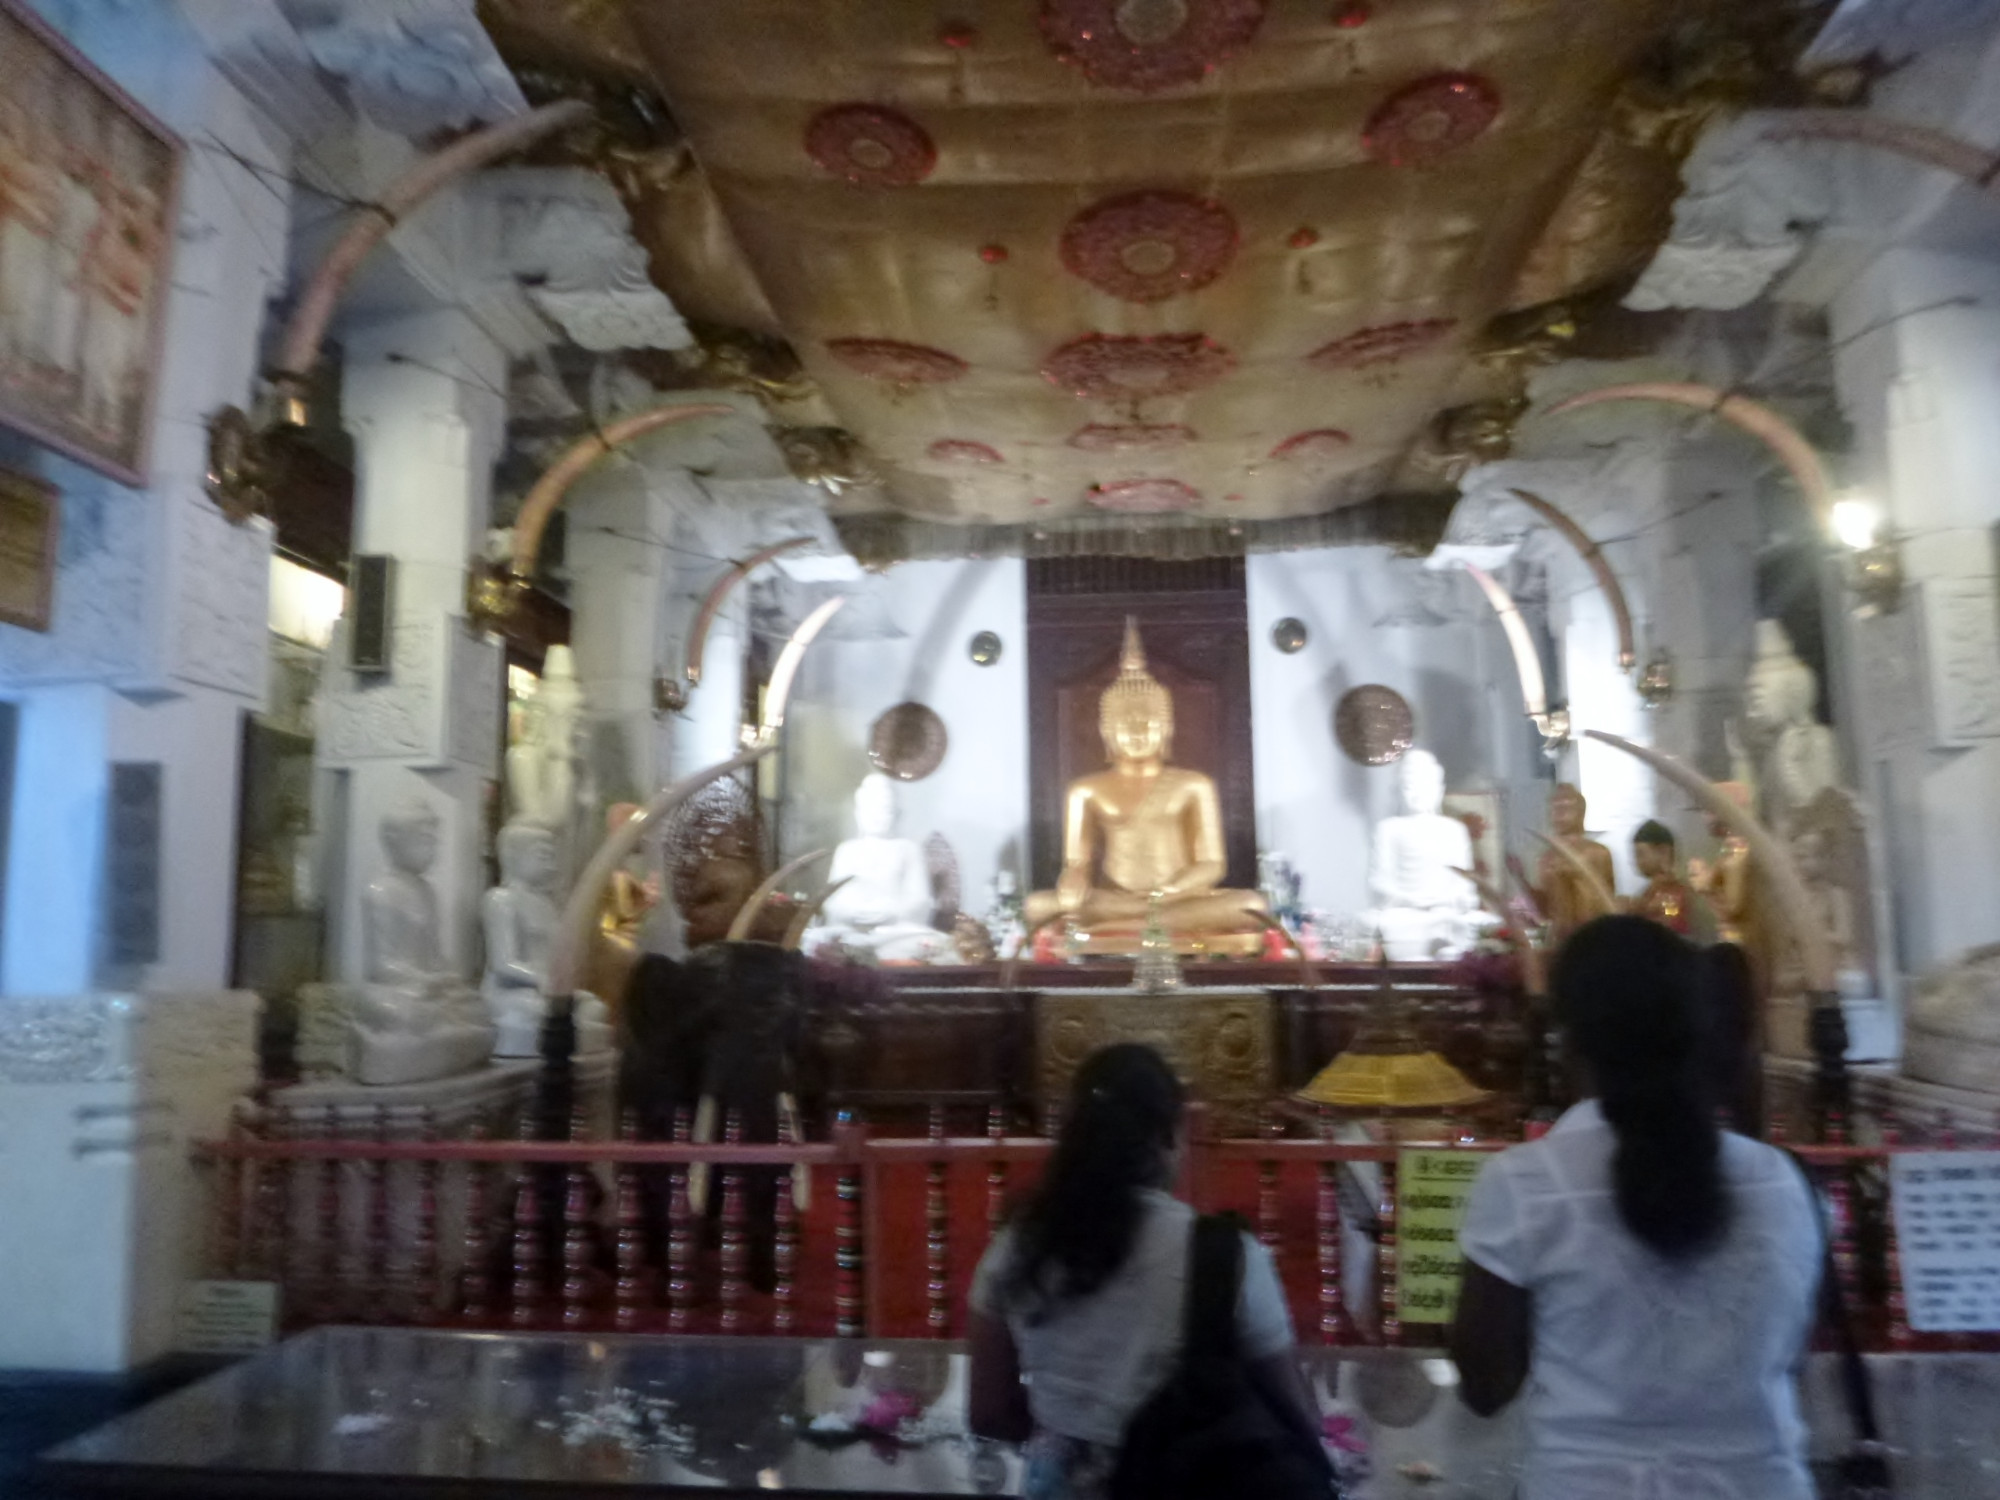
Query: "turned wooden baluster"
314 1106 344 1321
459 1123 493 1323
613 1111 649 1332
774 1110 800 1335
509 1171 545 1328
926 1104 950 1336
1256 1110 1281 1252
365 1105 394 1319
666 1107 695 1333
1316 1140 1347 1343
406 1109 441 1324
560 1162 594 1329
217 1101 251 1278
985 1105 1008 1244
1881 1113 1912 1349
835 1116 865 1338
719 1110 749 1333
1377 1148 1400 1347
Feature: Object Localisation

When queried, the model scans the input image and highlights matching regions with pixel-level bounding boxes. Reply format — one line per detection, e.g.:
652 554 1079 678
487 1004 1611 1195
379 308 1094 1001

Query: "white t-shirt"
969 1189 1295 1447
1458 1100 1824 1500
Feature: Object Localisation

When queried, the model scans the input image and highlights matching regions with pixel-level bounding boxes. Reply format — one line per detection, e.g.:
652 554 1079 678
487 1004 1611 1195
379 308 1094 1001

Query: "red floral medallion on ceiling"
1043 333 1236 401
826 338 968 384
1271 428 1352 460
1060 190 1238 303
1039 0 1269 92
1068 422 1196 451
1362 73 1502 167
927 438 1004 464
805 104 938 186
1088 477 1203 513
1306 317 1456 371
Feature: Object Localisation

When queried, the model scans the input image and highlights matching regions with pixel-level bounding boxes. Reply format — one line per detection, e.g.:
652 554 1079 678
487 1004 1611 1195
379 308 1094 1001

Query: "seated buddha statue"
1362 749 1495 962
808 772 954 963
1024 620 1266 954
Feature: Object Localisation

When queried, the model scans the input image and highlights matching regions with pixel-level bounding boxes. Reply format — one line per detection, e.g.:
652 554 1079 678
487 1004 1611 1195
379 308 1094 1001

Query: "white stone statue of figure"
1741 620 1841 834
506 645 587 882
1364 750 1494 962
481 819 612 1059
808 773 953 964
349 796 495 1086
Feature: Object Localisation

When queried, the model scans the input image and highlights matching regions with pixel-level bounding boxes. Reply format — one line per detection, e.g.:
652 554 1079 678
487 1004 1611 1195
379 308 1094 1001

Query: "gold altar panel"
625 0 1675 524
1037 990 1275 1134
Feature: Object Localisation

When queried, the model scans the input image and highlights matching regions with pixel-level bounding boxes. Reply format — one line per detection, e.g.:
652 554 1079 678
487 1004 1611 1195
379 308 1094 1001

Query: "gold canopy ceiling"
526 0 1719 526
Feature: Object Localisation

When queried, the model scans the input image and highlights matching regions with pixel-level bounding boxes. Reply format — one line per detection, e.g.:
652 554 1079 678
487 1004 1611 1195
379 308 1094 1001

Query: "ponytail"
1554 916 1728 1258
1005 1044 1185 1310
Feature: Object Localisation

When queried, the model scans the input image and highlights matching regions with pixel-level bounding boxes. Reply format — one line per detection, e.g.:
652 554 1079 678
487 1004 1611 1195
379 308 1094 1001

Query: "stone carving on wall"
1852 595 1931 755
1902 941 2000 1097
0 996 136 1084
447 626 504 771
316 617 439 764
170 499 272 702
0 480 149 686
1923 578 2000 745
482 169 691 353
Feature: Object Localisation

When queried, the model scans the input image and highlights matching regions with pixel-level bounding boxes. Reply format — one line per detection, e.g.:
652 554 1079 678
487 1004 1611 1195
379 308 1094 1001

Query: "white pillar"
318 309 507 984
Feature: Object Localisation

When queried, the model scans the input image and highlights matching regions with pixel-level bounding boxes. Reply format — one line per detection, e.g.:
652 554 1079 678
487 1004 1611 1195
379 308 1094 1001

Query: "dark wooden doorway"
1025 556 1256 891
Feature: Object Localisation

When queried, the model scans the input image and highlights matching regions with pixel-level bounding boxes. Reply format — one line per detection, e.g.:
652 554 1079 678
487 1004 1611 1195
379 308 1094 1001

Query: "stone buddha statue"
1741 620 1841 834
808 773 954 964
506 644 587 882
481 819 612 1058
1024 621 1266 953
1536 782 1619 943
349 796 495 1086
1363 749 1493 962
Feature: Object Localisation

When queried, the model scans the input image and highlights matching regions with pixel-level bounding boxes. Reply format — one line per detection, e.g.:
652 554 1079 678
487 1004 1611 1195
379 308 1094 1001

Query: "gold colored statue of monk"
1025 621 1266 954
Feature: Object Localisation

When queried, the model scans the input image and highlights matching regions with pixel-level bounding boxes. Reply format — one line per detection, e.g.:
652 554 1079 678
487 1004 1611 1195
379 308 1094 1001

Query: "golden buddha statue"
1534 782 1618 944
1025 621 1266 955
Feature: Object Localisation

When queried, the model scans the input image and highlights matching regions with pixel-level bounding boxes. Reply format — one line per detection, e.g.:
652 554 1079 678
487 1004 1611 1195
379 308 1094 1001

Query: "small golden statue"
1025 621 1266 955
1688 780 1759 949
1535 782 1618 943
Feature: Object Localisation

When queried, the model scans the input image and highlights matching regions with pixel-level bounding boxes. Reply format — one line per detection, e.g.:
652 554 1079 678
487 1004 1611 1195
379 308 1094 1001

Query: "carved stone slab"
1036 988 1274 1135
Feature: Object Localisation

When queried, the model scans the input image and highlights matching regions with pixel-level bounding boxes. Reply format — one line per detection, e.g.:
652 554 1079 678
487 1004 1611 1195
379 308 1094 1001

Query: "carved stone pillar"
319 309 507 984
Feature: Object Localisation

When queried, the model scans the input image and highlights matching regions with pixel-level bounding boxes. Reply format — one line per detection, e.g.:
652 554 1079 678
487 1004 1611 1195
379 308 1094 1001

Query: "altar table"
39 1328 2000 1497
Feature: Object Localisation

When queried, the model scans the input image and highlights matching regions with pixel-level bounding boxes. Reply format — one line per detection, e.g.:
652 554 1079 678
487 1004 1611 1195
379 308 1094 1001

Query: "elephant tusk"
1454 867 1547 997
784 877 854 952
1508 489 1637 672
725 849 833 944
759 597 848 736
682 537 817 691
1529 831 1619 918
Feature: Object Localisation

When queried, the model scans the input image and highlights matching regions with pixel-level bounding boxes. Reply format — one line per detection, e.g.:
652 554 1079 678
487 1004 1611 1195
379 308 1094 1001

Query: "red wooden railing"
195 1106 1999 1352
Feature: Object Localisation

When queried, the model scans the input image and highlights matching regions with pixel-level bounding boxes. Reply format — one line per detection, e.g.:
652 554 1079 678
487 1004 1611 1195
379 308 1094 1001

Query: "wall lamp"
1831 494 1904 616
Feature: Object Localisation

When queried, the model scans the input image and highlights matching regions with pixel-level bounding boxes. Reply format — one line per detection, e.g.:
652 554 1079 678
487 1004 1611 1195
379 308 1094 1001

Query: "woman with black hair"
967 1043 1311 1499
1450 915 1823 1499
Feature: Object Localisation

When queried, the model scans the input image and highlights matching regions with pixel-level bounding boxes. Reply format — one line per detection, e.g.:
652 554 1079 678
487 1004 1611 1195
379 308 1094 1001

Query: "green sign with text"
1396 1149 1483 1325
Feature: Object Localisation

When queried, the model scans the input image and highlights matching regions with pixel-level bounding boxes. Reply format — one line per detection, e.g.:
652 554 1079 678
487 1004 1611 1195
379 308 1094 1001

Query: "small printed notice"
1889 1151 2000 1333
177 1280 280 1354
1396 1149 1483 1325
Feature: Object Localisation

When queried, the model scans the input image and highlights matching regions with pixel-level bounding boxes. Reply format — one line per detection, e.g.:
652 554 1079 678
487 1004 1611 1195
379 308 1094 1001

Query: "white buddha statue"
481 819 612 1058
1741 620 1841 835
349 797 496 1086
1363 750 1494 962
505 644 587 882
808 773 953 964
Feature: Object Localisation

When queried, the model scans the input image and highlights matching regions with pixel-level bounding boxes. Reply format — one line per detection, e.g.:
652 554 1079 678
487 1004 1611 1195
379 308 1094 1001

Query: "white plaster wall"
1247 548 1547 920
781 560 1028 913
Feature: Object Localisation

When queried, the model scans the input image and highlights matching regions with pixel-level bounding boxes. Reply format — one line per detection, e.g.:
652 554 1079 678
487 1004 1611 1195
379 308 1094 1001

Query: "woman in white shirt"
1451 915 1824 1500
966 1043 1312 1500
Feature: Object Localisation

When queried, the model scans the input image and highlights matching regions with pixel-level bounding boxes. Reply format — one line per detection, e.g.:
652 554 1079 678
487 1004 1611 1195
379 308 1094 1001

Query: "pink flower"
860 1390 923 1433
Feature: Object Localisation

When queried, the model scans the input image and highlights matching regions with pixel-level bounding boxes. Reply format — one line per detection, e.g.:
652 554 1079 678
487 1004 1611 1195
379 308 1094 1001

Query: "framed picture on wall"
0 0 180 485
0 465 56 631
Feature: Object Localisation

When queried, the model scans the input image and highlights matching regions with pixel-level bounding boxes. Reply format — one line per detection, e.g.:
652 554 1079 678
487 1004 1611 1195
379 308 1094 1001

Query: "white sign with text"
1889 1151 2000 1333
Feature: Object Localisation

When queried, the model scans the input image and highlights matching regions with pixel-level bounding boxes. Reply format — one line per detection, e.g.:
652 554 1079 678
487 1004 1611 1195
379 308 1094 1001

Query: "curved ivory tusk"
724 849 832 944
684 537 816 690
278 100 592 385
1529 831 1619 918
1544 384 1833 526
1508 489 1637 671
548 742 773 997
784 876 854 951
1461 564 1553 727
510 403 739 581
1762 110 2000 205
1583 730 1835 994
759 596 847 735
1454 867 1547 996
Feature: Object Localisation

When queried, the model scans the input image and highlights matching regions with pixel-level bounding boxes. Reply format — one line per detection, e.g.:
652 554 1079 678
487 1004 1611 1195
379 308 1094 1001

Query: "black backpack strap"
1782 1150 1889 1471
1184 1213 1245 1359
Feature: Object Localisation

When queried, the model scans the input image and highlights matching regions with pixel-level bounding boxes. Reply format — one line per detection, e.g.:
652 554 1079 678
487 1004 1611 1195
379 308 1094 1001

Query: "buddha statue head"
1100 618 1172 765
498 820 557 896
380 796 441 876
1550 782 1587 838
1745 620 1816 735
1398 749 1446 817
854 771 900 838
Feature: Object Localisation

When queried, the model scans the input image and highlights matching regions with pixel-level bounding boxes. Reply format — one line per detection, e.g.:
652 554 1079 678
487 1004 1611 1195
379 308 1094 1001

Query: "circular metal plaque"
969 630 1003 666
868 702 948 781
1334 684 1415 766
1271 617 1307 654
